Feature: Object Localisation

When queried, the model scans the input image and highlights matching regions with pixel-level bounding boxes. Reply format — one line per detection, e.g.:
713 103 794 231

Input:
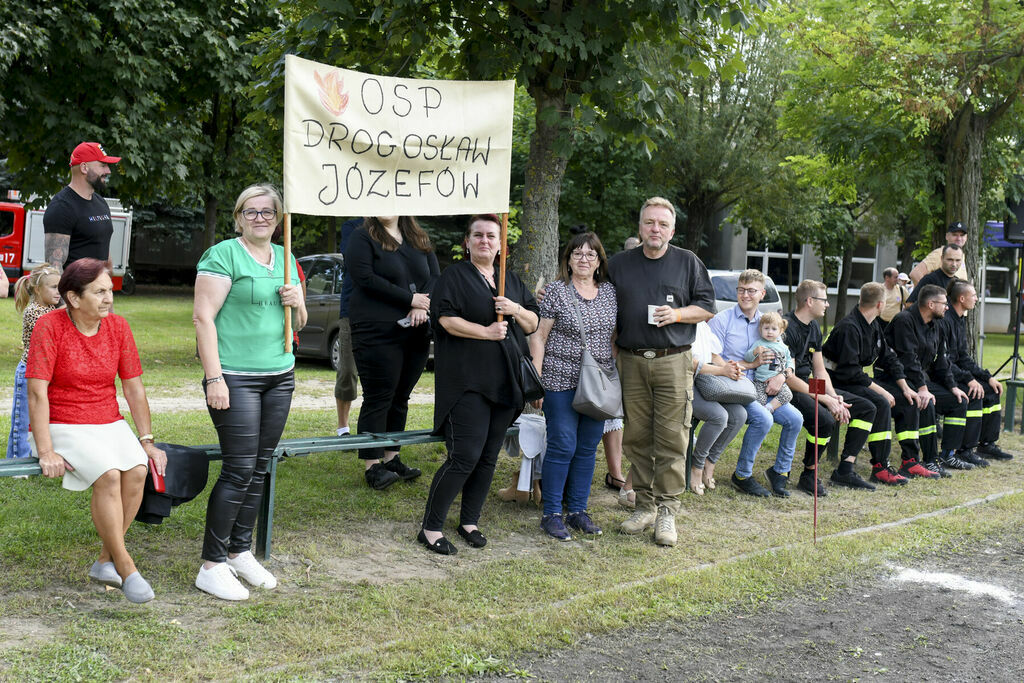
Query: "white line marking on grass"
890 566 1019 606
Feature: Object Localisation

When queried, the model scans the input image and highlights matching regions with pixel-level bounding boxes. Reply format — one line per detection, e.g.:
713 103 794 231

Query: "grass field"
1 290 1023 680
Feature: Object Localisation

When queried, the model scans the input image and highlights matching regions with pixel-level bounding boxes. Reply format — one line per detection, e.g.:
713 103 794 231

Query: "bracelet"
205 375 224 384
138 433 154 443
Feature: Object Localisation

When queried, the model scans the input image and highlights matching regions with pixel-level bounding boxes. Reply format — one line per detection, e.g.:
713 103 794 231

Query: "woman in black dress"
346 216 439 490
418 214 539 554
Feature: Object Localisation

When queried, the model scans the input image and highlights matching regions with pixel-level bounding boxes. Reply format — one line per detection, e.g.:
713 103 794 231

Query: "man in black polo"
880 284 969 477
822 283 914 486
940 279 1013 463
43 141 122 271
609 196 715 547
784 280 878 493
908 244 962 304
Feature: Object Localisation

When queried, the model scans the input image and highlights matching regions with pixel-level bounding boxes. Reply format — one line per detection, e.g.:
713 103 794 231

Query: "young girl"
7 265 63 458
743 312 794 413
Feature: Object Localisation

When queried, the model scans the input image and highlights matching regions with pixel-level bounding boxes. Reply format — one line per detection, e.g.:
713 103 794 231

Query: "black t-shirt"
907 269 952 304
430 260 539 432
607 245 715 350
783 312 822 382
42 186 114 265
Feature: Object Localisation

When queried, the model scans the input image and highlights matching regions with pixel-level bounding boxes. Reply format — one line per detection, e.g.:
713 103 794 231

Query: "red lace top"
25 310 142 424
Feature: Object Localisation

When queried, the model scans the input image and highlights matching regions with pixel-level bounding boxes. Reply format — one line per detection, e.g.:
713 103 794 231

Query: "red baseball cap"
69 142 121 166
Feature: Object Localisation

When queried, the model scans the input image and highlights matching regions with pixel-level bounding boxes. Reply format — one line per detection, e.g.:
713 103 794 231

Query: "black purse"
501 319 545 406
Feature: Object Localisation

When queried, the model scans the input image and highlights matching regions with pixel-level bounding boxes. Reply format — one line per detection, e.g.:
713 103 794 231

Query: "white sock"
336 427 350 436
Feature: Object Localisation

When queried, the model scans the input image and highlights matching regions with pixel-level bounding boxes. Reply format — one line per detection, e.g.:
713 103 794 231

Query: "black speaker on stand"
998 182 1024 430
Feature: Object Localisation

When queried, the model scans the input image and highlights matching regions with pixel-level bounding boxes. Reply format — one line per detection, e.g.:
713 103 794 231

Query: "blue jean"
735 400 801 477
6 361 31 459
541 389 605 516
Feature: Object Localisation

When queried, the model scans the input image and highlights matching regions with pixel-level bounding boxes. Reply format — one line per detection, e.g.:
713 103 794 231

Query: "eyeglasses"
736 287 763 296
241 208 278 221
811 296 828 302
571 251 599 262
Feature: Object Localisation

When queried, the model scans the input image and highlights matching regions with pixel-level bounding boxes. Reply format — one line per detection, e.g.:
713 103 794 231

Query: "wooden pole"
497 212 508 322
283 213 293 353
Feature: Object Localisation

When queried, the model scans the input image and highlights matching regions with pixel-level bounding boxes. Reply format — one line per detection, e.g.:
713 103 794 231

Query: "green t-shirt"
196 238 298 374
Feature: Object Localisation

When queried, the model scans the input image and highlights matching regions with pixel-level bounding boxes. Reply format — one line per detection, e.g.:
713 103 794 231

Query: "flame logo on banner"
314 70 349 116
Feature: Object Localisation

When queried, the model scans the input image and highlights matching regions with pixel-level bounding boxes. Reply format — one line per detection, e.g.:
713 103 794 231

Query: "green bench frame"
0 428 516 561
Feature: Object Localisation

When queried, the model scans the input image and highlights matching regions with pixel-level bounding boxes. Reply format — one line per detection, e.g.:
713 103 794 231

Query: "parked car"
295 253 344 370
708 269 785 315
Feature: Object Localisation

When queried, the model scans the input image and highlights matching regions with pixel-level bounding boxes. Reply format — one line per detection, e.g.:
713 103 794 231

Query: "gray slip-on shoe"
121 571 155 604
88 561 122 588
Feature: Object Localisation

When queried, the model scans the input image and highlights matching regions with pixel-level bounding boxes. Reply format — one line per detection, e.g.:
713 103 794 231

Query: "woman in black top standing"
418 214 539 554
346 216 440 490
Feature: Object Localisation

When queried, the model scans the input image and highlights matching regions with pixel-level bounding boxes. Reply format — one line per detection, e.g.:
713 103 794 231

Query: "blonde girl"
7 265 63 458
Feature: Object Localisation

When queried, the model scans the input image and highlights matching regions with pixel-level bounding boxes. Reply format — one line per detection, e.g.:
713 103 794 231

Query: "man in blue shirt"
709 269 802 497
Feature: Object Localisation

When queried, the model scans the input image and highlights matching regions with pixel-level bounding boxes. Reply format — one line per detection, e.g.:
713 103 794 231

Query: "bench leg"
255 456 278 562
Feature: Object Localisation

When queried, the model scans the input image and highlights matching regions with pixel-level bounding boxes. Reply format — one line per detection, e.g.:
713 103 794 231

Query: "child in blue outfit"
743 311 794 413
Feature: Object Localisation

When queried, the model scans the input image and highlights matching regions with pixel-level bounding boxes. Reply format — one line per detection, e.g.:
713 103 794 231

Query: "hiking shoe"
196 563 249 601
899 458 939 479
870 464 908 486
923 460 951 478
765 467 791 498
541 514 572 541
565 511 602 536
620 509 657 535
976 442 1013 461
958 449 989 468
384 455 422 481
365 462 401 490
829 469 876 491
797 470 827 497
654 506 677 547
88 561 122 588
226 551 277 589
939 453 974 471
731 473 771 497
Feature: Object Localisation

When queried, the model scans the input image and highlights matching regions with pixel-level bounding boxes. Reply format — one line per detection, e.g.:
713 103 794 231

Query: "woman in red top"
27 258 167 604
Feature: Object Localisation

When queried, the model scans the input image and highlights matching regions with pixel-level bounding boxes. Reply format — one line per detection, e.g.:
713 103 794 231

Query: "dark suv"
295 253 344 369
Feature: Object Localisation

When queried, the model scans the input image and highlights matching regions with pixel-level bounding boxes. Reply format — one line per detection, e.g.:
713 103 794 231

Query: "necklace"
473 262 495 284
67 309 100 335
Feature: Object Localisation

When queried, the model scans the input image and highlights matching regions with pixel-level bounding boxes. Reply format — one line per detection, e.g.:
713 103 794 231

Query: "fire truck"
0 190 133 291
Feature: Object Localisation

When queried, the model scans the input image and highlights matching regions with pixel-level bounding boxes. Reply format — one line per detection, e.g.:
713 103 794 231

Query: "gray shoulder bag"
567 293 623 420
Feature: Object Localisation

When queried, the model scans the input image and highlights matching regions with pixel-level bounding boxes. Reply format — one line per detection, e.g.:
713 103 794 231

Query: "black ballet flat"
457 526 487 548
417 529 457 555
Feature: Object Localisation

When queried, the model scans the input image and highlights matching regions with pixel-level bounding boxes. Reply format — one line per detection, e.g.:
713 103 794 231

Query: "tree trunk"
834 242 854 323
511 89 569 291
943 103 987 354
203 191 219 249
325 216 337 253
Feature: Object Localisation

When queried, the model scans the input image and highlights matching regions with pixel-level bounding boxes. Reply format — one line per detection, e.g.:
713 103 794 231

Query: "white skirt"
30 421 148 491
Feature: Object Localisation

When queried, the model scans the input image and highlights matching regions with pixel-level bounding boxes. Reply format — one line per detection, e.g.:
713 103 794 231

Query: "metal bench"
0 428 521 561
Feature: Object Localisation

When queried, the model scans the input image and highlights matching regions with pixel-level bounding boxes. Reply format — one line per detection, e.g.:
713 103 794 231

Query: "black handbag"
502 320 545 406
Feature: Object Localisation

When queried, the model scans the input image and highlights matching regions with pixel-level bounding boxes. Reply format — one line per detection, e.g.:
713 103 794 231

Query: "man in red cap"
43 142 122 271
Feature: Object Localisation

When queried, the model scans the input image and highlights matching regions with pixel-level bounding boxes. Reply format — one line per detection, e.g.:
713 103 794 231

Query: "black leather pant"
202 371 294 562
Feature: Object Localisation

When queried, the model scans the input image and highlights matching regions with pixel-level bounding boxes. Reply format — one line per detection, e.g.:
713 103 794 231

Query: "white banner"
283 55 514 217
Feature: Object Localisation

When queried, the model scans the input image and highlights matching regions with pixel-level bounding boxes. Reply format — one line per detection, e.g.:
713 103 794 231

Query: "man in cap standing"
909 222 969 285
43 142 122 271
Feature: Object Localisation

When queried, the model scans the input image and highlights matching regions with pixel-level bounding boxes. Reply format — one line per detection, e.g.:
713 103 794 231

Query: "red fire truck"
0 190 133 291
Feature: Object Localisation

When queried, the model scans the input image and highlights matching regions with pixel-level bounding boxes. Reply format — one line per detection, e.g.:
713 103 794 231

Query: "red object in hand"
148 458 165 493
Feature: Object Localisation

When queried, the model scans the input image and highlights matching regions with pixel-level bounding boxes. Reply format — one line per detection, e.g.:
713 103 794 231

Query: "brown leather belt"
623 345 691 359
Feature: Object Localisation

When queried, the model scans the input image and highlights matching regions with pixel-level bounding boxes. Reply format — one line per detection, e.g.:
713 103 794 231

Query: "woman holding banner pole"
193 184 305 601
346 216 439 490
418 214 538 554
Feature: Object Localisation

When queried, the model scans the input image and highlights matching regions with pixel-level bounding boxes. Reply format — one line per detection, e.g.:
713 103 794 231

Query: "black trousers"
831 384 893 467
790 389 876 468
876 380 937 463
352 321 430 460
202 371 294 562
926 380 969 453
961 381 1001 449
421 391 517 531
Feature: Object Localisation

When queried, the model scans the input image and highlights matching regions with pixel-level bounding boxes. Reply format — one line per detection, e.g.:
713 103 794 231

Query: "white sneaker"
195 563 249 601
226 551 278 589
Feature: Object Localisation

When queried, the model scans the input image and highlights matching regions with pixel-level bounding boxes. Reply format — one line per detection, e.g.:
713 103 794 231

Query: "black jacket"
881 307 955 389
937 310 991 384
135 443 211 524
822 307 903 388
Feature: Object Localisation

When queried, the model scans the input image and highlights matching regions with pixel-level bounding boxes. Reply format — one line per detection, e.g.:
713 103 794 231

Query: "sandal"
689 467 705 496
703 463 717 490
617 487 636 509
604 472 627 491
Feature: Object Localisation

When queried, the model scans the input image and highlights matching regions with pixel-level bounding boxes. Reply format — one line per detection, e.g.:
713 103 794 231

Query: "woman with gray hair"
192 184 307 600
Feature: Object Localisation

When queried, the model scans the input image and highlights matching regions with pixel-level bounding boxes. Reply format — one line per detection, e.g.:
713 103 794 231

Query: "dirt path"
496 530 1024 681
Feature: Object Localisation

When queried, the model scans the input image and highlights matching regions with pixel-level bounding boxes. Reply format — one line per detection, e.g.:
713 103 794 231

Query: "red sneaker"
870 464 909 486
899 458 938 479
